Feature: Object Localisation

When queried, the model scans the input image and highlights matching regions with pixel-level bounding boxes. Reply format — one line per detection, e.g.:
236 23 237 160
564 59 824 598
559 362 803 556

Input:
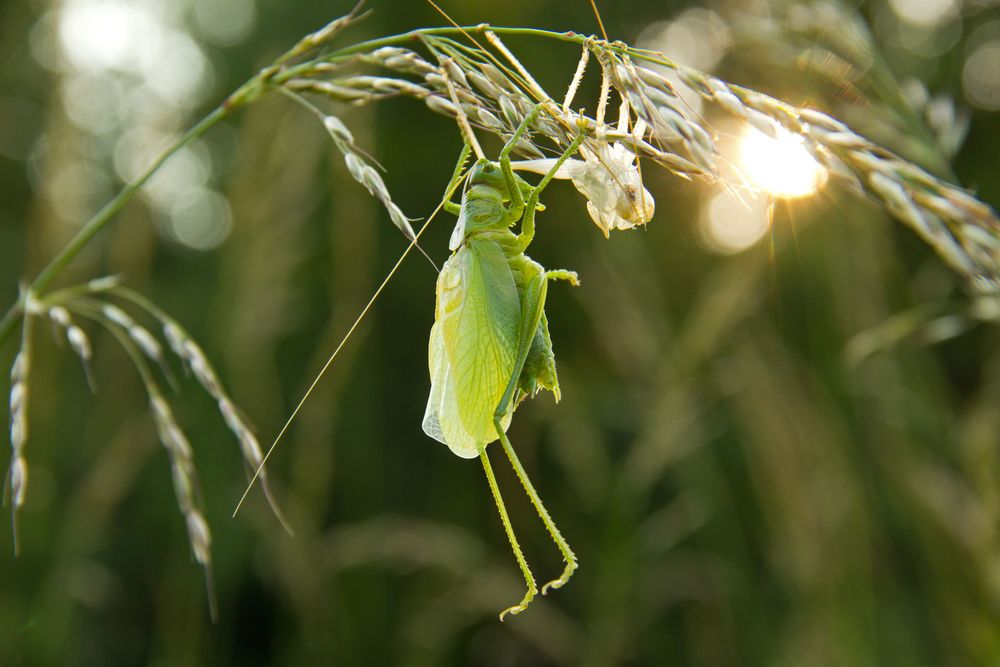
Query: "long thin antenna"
589 0 608 40
233 195 453 519
424 0 549 107
425 0 480 47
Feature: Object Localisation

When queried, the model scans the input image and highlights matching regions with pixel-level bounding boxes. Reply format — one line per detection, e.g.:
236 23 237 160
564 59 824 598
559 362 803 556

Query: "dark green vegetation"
2 0 1000 665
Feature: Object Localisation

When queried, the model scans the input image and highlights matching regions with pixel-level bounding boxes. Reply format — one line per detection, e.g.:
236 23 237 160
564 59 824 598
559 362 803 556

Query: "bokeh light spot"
164 188 233 251
193 0 257 46
700 190 771 255
888 0 957 28
963 42 1000 111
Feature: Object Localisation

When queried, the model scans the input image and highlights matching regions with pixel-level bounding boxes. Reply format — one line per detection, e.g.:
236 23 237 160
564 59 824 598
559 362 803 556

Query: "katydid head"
450 159 516 249
468 159 509 195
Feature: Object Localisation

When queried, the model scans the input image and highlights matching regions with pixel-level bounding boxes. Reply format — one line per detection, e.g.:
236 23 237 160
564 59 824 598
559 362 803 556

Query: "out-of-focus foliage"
2 0 1000 665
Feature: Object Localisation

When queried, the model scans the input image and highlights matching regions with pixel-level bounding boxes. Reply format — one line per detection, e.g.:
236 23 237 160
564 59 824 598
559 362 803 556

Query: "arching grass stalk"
0 24 617 349
5 20 995 351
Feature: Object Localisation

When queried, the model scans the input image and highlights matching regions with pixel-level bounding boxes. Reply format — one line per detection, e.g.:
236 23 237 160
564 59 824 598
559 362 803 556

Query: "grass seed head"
48 306 71 329
163 322 186 360
182 341 222 398
101 304 134 329
9 408 26 453
9 382 24 418
66 326 92 366
149 394 213 580
151 395 194 462
323 115 354 144
170 462 195 513
9 455 27 508
185 511 212 565
8 351 28 455
425 95 458 117
129 327 164 365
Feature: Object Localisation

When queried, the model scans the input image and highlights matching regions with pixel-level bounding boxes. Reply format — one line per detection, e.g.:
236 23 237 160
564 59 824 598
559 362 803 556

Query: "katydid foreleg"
498 102 549 218
512 129 588 254
442 143 474 217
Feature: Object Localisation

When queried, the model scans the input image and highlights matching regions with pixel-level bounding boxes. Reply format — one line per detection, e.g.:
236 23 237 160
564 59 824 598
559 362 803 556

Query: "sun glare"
739 126 826 198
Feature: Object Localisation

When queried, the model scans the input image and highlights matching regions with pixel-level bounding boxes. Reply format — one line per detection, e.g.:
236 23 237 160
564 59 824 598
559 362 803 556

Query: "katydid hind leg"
498 432 577 594
480 448 538 620
491 274 578 595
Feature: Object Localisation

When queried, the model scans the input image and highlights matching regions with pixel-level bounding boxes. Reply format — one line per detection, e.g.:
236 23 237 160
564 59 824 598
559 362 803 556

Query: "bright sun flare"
739 127 826 198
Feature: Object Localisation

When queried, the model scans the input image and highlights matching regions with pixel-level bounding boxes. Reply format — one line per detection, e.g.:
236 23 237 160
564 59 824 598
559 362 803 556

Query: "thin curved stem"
0 305 19 350
275 25 611 83
32 105 230 295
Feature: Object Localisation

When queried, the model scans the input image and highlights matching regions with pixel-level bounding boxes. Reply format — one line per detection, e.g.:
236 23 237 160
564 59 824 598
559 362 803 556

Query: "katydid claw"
499 588 537 621
541 561 577 595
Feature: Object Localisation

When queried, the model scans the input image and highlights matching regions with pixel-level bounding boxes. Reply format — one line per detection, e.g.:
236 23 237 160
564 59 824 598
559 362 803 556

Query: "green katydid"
233 28 655 620
422 103 587 619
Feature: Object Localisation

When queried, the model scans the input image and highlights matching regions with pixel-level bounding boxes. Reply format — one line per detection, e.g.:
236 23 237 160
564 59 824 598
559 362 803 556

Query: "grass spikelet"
277 87 417 240
149 392 217 620
276 1 369 67
97 302 175 386
367 46 437 75
46 305 96 390
342 151 415 236
65 326 93 384
599 47 1000 289
6 299 33 555
110 289 293 533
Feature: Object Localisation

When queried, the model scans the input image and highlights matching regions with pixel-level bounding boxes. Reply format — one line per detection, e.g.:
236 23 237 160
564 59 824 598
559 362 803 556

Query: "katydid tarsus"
423 104 587 619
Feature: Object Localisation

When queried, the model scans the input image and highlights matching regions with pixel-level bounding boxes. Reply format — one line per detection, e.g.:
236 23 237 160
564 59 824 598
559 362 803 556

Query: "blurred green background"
3 0 1000 664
